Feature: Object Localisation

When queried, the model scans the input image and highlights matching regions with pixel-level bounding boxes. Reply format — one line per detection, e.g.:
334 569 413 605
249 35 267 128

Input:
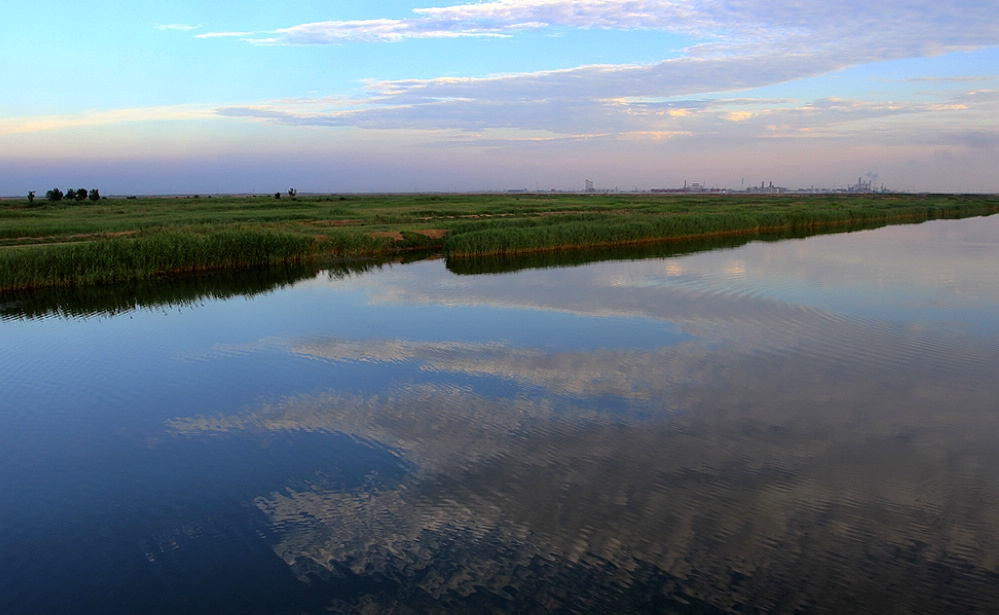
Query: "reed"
441 198 999 256
2 193 997 290
0 231 315 291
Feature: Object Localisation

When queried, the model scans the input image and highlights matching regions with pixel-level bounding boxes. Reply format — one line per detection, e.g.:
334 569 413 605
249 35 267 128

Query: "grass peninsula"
1 192 997 291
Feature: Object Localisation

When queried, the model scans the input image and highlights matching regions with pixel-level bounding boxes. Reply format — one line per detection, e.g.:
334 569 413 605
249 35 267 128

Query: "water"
2 216 999 613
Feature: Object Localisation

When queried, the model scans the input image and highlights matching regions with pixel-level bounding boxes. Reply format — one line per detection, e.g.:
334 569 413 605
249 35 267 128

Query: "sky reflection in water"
2 216 999 613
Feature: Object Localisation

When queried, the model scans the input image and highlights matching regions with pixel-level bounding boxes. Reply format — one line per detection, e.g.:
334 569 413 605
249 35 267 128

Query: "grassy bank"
440 193 999 256
1 192 996 291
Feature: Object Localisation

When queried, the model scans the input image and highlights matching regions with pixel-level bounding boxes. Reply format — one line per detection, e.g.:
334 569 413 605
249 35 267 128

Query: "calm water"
2 216 999 613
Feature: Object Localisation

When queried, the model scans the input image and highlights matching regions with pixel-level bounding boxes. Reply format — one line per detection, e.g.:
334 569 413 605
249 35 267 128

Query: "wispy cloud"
215 84 997 152
900 75 991 83
139 1 999 162
155 23 203 32
271 18 513 44
193 0 999 112
2 105 216 136
193 31 259 40
199 0 999 55
203 1 719 45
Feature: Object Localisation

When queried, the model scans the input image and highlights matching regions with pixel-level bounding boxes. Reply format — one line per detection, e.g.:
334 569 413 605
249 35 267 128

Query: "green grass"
440 194 999 256
0 231 315 290
1 192 997 290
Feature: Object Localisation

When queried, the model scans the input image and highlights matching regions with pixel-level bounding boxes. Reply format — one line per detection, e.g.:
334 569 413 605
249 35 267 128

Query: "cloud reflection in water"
167 217 999 612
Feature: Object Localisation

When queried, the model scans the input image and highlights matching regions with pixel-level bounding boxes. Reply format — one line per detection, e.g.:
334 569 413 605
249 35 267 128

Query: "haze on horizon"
3 0 998 196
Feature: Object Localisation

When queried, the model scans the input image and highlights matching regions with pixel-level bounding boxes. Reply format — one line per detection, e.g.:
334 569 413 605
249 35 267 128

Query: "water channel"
2 215 998 613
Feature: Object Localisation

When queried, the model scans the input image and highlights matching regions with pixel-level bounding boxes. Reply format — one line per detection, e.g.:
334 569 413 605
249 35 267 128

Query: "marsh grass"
2 193 997 290
441 195 999 256
0 231 314 291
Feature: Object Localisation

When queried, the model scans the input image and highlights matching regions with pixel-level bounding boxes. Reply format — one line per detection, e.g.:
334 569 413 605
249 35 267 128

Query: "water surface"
2 216 999 613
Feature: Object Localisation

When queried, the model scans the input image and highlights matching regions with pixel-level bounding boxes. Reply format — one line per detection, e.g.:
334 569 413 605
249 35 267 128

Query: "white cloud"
201 0 999 56
155 23 203 32
206 1 709 44
195 0 999 115
1 105 217 136
182 0 999 148
408 0 725 36
213 81 999 159
268 18 515 45
184 0 999 144
194 31 258 39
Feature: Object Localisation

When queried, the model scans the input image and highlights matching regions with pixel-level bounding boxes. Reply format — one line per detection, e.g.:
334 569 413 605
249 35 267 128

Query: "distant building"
849 177 874 193
647 175 890 195
746 181 786 194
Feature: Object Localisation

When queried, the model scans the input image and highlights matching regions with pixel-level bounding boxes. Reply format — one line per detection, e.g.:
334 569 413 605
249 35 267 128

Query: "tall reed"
442 201 999 257
0 231 315 291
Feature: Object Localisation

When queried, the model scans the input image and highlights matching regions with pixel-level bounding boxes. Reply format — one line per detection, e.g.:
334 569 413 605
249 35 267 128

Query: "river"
2 215 998 613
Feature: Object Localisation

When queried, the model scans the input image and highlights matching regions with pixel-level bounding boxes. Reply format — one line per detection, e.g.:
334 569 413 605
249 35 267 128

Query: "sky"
2 0 998 195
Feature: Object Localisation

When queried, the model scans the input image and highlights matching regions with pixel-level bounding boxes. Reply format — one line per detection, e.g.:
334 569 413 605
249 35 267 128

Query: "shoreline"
2 193 997 292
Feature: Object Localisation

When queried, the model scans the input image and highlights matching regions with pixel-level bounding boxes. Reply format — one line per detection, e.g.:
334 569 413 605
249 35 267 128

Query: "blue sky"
2 0 998 194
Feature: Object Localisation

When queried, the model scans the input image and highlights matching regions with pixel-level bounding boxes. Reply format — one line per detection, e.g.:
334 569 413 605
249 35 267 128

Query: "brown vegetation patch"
2 230 140 248
369 229 447 242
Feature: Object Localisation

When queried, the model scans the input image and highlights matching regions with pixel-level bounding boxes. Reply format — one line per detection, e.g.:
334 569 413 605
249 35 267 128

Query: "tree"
75 188 88 201
46 188 64 202
27 191 34 204
274 192 281 199
89 188 100 201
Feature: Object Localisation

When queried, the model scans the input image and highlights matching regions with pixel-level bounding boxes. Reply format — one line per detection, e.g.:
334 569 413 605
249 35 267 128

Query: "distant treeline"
27 187 102 204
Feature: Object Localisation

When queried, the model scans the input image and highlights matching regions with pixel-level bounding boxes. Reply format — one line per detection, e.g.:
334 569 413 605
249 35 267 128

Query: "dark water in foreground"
2 216 999 613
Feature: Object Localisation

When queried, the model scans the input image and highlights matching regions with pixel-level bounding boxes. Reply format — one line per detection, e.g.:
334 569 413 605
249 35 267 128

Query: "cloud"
955 89 999 104
1 105 216 136
193 0 998 165
16 1 993 192
200 0 999 56
900 76 991 84
193 31 258 39
214 80 997 149
269 18 513 45
203 0 723 45
155 23 203 32
212 51 840 133
197 1 999 127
